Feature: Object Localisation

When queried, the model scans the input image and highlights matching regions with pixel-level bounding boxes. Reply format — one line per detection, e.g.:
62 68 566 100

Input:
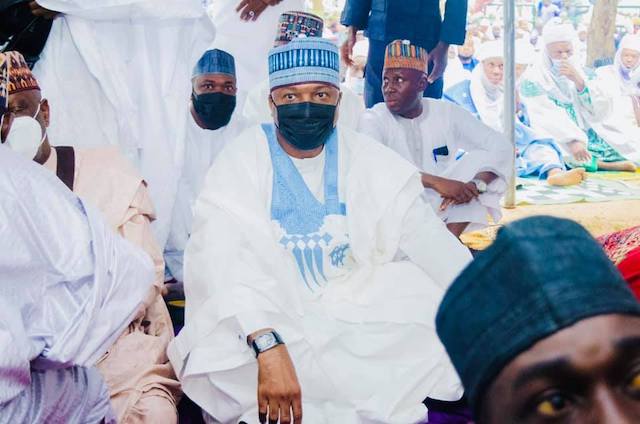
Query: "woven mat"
510 177 640 206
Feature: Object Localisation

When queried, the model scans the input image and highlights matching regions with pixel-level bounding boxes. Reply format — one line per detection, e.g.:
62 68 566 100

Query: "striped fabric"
383 39 428 73
0 53 6 114
192 49 236 78
268 38 340 90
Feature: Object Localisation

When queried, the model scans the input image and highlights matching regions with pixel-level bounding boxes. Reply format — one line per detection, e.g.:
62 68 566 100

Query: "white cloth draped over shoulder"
242 78 364 130
358 99 512 232
168 125 471 423
0 147 154 405
207 0 304 101
32 0 216 248
165 110 245 282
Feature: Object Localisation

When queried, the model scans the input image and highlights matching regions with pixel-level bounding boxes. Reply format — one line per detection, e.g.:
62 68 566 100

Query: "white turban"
619 34 640 54
476 40 503 62
542 21 576 46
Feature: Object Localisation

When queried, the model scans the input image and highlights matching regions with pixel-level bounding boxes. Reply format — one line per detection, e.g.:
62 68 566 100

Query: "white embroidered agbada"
596 34 640 162
358 98 512 232
32 0 216 248
168 124 471 423
0 146 154 421
242 78 364 130
165 110 245 282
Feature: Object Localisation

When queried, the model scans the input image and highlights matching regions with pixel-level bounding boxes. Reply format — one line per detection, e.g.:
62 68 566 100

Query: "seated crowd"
1 10 640 424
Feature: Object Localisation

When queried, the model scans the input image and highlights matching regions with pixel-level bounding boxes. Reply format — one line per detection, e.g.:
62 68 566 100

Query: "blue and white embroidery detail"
264 124 347 291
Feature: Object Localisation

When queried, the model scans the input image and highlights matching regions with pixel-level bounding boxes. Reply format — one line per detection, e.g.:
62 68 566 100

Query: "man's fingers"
258 392 268 424
292 391 303 424
268 397 280 424
279 399 293 424
341 43 354 67
236 0 250 12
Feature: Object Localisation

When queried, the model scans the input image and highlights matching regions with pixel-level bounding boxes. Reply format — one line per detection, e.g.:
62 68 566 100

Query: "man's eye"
285 94 295 100
626 370 640 395
397 78 404 83
536 393 570 417
317 92 327 98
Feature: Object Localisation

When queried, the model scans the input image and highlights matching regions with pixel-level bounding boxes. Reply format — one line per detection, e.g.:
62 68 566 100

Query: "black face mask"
192 92 236 130
274 101 336 151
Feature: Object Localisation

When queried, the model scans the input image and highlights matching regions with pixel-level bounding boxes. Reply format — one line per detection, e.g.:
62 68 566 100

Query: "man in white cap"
169 37 471 424
520 21 637 172
359 40 513 237
596 34 640 161
446 40 586 186
242 11 363 130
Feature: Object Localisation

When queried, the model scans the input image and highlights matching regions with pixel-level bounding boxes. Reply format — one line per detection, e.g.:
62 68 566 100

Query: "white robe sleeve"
356 108 388 145
37 0 205 19
397 193 472 290
577 79 612 124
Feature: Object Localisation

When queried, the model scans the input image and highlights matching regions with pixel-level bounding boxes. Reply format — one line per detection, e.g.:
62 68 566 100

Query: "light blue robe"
445 80 566 178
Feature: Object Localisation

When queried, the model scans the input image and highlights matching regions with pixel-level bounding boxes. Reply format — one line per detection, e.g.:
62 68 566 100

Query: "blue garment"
444 80 565 178
341 0 468 107
263 124 348 292
460 57 478 72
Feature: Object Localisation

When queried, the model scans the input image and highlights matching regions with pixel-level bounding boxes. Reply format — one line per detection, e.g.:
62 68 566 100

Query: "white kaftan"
242 78 365 130
0 147 155 420
358 99 512 232
168 125 471 423
32 0 216 248
165 110 245 281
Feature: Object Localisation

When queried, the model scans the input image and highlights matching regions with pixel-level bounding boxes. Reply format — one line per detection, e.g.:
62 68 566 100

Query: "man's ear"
41 98 50 128
417 74 429 93
333 92 343 127
268 94 278 125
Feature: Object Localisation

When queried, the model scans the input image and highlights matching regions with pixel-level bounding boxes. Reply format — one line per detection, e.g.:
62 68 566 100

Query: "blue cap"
268 37 340 90
192 49 236 78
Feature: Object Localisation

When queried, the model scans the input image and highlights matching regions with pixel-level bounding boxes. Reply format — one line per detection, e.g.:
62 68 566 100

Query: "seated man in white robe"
520 21 637 172
165 49 245 285
242 11 363 130
596 34 640 162
445 40 585 186
4 51 180 424
169 37 472 424
0 66 154 421
358 40 513 237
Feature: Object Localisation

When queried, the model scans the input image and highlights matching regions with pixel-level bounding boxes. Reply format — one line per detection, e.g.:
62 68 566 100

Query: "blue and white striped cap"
192 49 236 78
268 37 340 91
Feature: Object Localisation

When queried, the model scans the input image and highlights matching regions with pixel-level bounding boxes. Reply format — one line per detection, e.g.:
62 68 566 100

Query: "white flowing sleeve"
37 0 205 20
577 81 612 124
397 191 473 290
356 108 389 145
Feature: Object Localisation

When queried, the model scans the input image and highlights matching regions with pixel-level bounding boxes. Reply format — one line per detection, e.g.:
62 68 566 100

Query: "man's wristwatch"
250 331 284 357
471 178 488 194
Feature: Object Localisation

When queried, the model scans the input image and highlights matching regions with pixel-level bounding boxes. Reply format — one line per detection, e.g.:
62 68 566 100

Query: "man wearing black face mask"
169 37 473 424
165 48 244 285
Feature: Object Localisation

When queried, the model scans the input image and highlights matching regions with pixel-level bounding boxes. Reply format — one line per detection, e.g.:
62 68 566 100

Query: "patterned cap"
268 37 340 91
193 49 236 78
276 11 324 43
383 40 428 73
0 53 7 114
6 51 40 94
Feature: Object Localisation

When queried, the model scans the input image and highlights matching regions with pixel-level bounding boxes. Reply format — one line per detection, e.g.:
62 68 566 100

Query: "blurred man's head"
543 22 576 62
437 217 640 424
190 49 237 130
381 40 428 118
618 35 640 71
273 11 323 47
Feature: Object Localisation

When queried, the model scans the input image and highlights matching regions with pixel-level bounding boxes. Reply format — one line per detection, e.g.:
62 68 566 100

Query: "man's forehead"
8 88 41 104
547 41 572 50
272 83 338 93
193 73 236 84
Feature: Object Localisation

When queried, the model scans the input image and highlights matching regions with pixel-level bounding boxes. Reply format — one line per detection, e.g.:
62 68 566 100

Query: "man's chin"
385 100 402 114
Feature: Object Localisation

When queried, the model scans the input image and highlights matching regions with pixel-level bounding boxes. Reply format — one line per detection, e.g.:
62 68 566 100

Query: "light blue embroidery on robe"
263 124 347 291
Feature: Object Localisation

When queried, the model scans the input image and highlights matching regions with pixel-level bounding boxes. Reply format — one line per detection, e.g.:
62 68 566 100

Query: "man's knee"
123 389 177 424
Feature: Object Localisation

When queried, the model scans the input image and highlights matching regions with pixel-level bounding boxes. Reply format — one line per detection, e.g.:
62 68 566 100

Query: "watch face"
256 333 277 350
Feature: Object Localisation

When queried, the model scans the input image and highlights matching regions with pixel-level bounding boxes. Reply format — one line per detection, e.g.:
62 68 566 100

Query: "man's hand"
29 1 59 19
341 26 358 67
427 41 450 84
257 345 302 424
556 60 585 92
568 140 591 163
236 0 269 21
